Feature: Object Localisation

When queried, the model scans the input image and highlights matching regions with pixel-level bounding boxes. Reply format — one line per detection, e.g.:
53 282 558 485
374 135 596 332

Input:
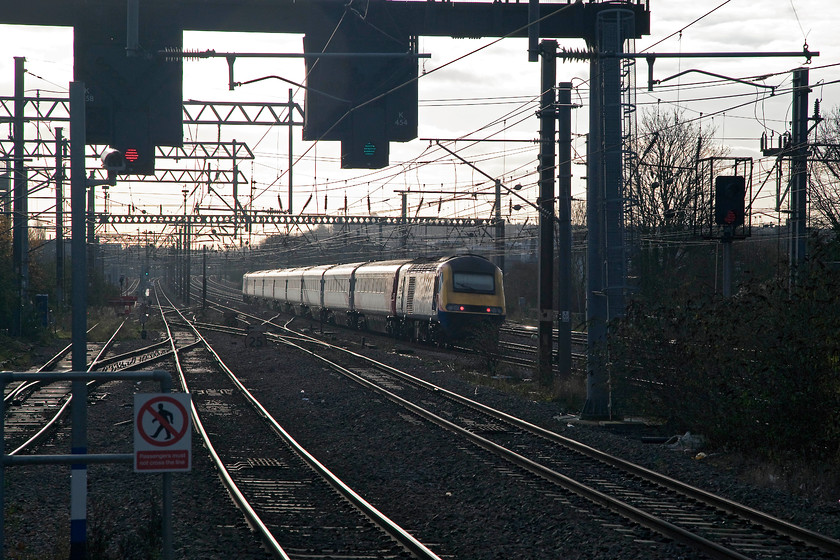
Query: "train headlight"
446 304 503 314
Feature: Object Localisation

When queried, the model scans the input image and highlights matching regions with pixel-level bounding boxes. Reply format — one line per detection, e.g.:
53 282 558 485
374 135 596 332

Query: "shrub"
610 256 840 463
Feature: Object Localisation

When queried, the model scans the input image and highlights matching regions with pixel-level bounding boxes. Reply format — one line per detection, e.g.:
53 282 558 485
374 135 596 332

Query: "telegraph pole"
536 40 557 387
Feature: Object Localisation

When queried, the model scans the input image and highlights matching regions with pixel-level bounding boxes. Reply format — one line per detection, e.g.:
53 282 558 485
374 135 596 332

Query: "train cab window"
452 272 494 294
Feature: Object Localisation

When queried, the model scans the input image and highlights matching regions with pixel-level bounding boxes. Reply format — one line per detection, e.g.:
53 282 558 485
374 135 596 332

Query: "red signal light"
124 148 140 162
486 307 491 313
459 305 465 311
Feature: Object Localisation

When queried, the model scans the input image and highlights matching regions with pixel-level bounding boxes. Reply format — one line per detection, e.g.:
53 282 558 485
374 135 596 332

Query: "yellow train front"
396 255 505 348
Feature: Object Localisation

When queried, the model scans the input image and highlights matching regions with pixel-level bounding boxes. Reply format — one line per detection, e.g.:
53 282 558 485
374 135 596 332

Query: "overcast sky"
1 0 838 243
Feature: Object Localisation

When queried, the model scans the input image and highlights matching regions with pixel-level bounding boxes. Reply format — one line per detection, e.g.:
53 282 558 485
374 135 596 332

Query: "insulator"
558 47 594 62
162 48 209 62
184 49 212 61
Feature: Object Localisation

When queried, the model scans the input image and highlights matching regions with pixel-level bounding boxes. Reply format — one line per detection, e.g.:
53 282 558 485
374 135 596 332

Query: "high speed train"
242 254 505 347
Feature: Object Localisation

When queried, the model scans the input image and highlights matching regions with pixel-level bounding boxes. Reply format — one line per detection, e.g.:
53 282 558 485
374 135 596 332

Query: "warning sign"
134 393 192 472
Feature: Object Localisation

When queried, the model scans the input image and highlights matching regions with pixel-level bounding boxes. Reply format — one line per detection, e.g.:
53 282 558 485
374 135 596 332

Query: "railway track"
203 303 840 560
195 275 583 373
6 277 835 557
3 302 290 557
155 285 442 559
2 320 179 455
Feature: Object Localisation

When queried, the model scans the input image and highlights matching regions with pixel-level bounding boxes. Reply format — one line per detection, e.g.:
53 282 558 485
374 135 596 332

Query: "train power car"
242 254 505 347
396 254 505 346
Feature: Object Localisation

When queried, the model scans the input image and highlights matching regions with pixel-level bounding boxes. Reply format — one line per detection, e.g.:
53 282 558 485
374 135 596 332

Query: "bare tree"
626 107 728 299
810 106 840 231
629 107 727 235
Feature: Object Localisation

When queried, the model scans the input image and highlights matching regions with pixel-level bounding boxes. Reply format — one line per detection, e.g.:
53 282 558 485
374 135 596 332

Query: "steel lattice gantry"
0 98 301 128
99 212 492 228
0 98 297 189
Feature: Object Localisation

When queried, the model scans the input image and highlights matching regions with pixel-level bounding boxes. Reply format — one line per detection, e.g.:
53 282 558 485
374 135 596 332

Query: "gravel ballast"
4 318 840 559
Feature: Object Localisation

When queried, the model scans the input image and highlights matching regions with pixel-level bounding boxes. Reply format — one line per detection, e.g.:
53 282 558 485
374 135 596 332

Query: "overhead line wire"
252 1 578 202
639 0 734 53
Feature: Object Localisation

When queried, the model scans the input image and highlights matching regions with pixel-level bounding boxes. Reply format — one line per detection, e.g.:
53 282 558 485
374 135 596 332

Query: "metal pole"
790 67 809 288
557 82 573 378
186 211 191 306
87 174 95 284
146 231 151 296
1 377 6 547
1 161 9 216
494 179 505 273
527 0 539 62
722 237 732 297
199 245 205 306
602 13 627 323
584 48 608 418
126 0 140 56
537 40 557 387
232 139 238 243
69 80 89 560
186 221 191 305
182 188 188 302
12 57 28 336
583 9 631 419
401 192 408 257
288 88 294 214
160 374 173 560
56 127 65 306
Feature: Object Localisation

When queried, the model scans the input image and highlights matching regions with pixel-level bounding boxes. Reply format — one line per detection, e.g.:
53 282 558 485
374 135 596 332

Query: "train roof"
243 254 496 277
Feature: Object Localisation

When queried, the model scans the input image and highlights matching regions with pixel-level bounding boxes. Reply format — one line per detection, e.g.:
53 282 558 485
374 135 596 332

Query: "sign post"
134 393 192 472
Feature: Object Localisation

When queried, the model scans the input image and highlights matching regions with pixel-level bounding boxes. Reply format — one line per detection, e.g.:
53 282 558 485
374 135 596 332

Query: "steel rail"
170 295 443 560
92 340 172 369
6 321 179 456
264 330 749 560
153 286 292 560
87 318 127 370
3 323 100 406
7 323 122 455
262 319 840 558
201 285 840 556
6 321 121 455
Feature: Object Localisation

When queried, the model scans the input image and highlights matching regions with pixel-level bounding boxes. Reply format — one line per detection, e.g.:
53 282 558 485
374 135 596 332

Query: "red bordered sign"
134 393 192 472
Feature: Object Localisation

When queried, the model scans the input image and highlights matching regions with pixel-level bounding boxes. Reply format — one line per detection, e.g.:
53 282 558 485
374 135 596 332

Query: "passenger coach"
242 254 506 347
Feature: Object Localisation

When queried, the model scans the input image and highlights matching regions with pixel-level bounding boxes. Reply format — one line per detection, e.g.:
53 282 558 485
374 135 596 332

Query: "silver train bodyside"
242 255 506 346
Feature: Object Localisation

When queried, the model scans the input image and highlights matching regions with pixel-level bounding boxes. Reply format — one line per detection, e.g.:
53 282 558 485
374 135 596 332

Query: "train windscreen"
452 272 495 294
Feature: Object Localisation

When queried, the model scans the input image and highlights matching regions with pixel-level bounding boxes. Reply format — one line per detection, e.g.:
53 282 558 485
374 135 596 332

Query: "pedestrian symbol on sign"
151 403 175 440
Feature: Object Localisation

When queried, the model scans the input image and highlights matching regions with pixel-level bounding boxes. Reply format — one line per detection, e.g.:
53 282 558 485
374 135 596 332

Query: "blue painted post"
69 80 88 559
